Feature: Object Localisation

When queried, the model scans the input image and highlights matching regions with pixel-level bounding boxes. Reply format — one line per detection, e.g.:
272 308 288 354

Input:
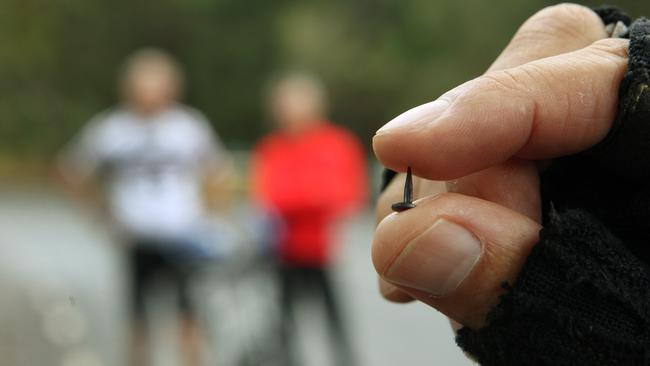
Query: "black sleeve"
455 12 650 366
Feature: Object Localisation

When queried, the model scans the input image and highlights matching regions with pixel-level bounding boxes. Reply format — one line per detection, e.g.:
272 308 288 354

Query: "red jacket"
251 122 367 266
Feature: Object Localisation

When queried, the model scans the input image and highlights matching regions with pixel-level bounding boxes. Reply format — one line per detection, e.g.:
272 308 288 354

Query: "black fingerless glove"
456 8 650 365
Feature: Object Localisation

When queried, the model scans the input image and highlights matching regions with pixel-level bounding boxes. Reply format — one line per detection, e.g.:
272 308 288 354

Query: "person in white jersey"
58 48 230 366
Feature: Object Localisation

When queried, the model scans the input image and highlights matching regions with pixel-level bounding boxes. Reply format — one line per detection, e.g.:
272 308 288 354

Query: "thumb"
372 193 540 329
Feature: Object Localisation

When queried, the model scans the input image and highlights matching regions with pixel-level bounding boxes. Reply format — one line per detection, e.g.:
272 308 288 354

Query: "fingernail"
376 99 450 134
384 218 481 297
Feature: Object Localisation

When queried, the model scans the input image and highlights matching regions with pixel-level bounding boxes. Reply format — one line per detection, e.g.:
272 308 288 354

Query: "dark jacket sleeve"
455 12 650 365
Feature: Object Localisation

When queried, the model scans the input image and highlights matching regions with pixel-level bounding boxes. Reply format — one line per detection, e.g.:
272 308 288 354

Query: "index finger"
373 38 629 180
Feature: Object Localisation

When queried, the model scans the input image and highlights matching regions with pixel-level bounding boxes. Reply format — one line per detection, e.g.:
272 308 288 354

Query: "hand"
371 4 629 329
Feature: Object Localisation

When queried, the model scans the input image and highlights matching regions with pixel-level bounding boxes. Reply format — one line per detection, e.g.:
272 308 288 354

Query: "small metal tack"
391 166 416 212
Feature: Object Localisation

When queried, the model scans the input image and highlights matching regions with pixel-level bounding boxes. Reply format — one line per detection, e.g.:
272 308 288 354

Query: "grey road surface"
0 185 473 366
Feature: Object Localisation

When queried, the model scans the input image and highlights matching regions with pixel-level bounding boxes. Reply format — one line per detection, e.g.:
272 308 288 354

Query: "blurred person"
57 48 232 366
250 73 367 366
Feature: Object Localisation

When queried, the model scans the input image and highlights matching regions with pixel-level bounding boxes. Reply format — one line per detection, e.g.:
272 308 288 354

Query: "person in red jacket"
251 73 366 366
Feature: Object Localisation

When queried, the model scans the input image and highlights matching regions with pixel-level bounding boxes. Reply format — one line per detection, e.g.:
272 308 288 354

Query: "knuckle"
453 71 533 117
476 70 524 94
522 3 602 40
481 61 556 96
533 3 596 26
589 38 630 61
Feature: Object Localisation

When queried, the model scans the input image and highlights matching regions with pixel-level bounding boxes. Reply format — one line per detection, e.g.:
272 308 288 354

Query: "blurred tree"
0 0 647 161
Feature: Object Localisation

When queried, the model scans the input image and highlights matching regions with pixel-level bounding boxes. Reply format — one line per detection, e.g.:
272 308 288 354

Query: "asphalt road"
0 185 473 366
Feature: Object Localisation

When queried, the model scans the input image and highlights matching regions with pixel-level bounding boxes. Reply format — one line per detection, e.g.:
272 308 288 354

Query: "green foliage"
0 0 647 158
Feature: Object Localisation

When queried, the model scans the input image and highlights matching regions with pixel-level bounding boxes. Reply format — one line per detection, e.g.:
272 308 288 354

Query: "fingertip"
372 132 434 178
371 133 402 171
373 99 454 176
379 277 414 303
375 99 452 136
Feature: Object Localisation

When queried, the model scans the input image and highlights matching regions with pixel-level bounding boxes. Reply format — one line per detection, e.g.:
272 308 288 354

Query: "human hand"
371 4 629 329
